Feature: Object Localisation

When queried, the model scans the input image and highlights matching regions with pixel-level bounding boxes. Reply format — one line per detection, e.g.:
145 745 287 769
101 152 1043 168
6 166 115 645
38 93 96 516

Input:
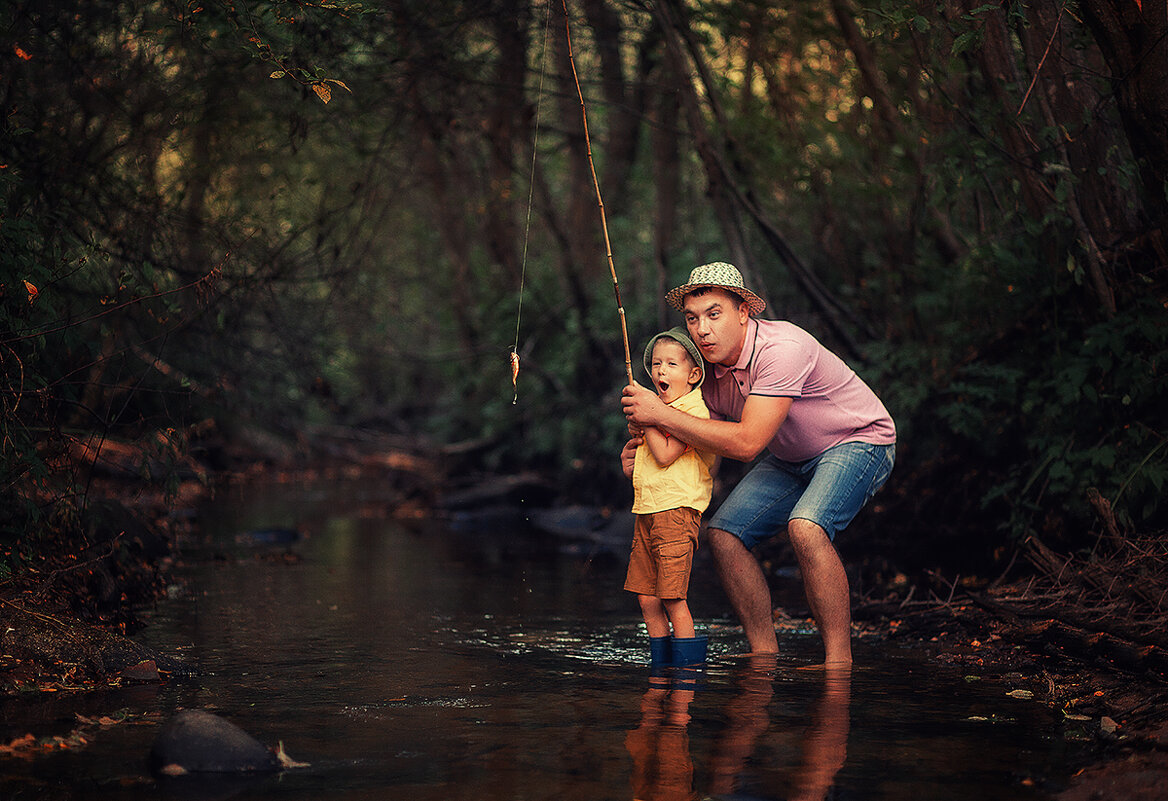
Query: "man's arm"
622 382 791 462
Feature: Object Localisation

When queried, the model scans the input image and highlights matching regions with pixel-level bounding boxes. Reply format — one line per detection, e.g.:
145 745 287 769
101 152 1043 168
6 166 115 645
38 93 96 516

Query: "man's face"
682 289 750 367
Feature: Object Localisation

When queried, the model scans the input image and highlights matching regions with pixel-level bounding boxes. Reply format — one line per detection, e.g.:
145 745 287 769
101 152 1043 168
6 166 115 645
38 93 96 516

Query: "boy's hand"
620 435 641 479
621 381 666 426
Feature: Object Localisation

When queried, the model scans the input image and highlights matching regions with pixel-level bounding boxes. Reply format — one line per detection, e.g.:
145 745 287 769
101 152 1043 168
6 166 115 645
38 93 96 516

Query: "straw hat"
643 327 705 387
665 262 766 316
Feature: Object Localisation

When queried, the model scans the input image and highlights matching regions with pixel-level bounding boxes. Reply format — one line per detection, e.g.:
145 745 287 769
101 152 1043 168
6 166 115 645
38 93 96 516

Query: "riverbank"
843 564 1168 801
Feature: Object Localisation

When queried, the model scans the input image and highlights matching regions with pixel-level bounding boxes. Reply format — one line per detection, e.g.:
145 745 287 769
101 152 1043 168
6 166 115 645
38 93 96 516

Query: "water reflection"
626 676 696 801
627 657 851 801
708 658 849 801
709 656 779 797
789 669 850 801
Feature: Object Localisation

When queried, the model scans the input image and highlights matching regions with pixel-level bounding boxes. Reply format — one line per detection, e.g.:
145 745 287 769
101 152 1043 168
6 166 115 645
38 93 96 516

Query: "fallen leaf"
1006 689 1034 699
0 733 36 754
276 740 310 769
1100 716 1119 734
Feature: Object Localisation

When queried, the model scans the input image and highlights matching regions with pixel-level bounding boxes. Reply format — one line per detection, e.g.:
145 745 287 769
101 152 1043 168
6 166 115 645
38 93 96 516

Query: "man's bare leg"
708 528 778 653
787 518 852 666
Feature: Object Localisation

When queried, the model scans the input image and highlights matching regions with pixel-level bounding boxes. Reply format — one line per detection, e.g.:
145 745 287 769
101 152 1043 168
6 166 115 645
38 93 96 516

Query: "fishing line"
511 0 553 405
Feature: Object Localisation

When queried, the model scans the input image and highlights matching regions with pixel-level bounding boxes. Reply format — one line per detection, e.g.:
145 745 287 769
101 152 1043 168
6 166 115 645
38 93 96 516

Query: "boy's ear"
689 366 702 385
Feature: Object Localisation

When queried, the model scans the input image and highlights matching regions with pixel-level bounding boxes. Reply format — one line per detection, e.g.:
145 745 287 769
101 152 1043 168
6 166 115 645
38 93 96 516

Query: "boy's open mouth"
657 380 670 393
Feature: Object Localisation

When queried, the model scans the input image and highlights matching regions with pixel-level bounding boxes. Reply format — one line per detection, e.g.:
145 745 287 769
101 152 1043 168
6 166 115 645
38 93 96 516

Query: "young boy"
623 328 717 667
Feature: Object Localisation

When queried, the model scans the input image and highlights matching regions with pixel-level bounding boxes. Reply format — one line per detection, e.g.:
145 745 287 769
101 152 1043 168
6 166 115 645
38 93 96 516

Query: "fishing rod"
511 0 635 403
560 0 634 386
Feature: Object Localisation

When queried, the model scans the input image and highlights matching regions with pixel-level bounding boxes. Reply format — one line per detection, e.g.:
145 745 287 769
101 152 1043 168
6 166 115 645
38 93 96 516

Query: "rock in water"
150 710 280 774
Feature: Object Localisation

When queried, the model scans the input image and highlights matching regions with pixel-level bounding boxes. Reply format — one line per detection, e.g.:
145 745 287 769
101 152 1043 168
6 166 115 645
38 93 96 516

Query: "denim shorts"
708 441 895 547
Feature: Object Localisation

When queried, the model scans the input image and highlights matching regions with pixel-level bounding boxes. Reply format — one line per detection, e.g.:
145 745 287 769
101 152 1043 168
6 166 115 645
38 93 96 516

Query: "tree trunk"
1079 0 1168 231
484 0 530 284
554 0 606 279
961 0 1048 220
650 50 681 331
582 0 640 215
654 0 870 359
1015 4 1117 316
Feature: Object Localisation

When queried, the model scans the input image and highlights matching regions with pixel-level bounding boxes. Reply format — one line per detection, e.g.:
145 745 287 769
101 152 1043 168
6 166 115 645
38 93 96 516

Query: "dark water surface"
4 479 1080 799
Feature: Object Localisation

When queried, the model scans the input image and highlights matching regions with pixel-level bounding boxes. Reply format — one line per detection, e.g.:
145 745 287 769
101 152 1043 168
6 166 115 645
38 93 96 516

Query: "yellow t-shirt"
631 388 716 515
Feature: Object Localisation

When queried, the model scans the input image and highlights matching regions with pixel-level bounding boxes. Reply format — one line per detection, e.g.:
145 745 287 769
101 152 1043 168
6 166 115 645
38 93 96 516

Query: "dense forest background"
2 0 1165 587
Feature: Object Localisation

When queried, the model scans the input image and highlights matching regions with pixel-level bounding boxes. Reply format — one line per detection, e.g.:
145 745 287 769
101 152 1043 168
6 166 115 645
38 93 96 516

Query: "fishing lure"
510 351 520 405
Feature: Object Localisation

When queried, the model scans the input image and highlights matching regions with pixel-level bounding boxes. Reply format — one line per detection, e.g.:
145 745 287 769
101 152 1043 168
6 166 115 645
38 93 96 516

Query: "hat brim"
665 283 766 316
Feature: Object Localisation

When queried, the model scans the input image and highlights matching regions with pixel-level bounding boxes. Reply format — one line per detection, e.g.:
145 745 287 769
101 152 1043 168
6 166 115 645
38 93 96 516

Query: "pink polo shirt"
702 319 896 463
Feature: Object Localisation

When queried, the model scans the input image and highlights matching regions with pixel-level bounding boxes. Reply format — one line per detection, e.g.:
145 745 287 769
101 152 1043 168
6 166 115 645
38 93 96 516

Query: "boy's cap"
665 261 766 316
643 327 705 387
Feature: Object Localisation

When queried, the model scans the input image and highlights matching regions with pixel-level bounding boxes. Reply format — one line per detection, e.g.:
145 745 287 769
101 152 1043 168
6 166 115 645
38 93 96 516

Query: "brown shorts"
623 507 700 600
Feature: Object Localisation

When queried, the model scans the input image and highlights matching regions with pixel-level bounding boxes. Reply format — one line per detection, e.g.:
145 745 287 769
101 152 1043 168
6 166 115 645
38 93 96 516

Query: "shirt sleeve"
749 333 816 398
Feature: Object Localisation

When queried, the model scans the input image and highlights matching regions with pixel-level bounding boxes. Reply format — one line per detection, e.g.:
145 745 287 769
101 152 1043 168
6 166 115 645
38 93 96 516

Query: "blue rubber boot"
649 636 671 664
671 635 709 689
670 635 708 666
649 636 671 677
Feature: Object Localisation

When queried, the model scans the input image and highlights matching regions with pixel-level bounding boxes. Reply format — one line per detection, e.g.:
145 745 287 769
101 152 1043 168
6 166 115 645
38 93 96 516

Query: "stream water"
3 478 1085 800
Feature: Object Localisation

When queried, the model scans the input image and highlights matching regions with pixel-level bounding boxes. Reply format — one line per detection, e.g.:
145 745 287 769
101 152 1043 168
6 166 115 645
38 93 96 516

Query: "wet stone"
119 659 160 683
150 709 280 774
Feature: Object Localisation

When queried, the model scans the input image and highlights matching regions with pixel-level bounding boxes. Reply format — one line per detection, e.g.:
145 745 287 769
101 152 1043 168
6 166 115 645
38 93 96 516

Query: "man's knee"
707 527 743 554
786 518 830 550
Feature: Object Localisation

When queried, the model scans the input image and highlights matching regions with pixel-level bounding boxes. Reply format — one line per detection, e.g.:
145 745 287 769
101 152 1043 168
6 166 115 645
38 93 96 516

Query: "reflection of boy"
622 328 717 666
625 682 695 800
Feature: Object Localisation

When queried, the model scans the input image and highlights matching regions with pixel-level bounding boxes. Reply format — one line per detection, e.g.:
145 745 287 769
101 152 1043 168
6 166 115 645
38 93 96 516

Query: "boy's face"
650 339 701 404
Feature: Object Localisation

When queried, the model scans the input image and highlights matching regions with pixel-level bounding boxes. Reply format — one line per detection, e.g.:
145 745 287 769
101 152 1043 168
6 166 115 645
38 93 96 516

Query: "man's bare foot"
724 649 779 659
796 661 853 673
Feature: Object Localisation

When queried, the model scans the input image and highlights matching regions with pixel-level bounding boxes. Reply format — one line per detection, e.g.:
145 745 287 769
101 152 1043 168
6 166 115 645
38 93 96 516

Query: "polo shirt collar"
712 317 758 380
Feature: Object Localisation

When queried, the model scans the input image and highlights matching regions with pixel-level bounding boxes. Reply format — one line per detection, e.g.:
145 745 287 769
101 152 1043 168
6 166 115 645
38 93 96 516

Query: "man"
621 262 895 666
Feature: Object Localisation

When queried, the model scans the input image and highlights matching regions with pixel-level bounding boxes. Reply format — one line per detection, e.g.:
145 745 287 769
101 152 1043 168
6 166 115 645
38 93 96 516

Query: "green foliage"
886 293 1168 544
2 0 1165 584
1015 301 1167 529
